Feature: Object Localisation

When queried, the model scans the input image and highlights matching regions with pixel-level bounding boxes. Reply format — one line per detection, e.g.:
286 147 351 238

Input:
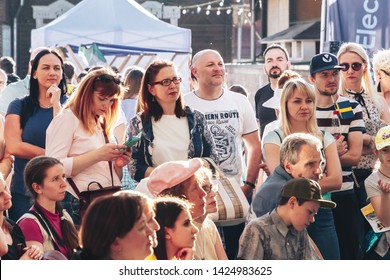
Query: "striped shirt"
316 95 366 192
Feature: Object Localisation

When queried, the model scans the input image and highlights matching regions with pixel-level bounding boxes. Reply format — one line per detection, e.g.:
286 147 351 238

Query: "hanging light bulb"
182 9 187 15
207 5 211 10
206 10 210 15
197 6 201 13
216 8 221 15
238 7 243 15
236 0 241 3
226 8 232 15
248 12 252 17
219 1 224 7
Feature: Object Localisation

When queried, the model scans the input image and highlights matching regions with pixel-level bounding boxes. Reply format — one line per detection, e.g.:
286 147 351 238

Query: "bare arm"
5 114 45 159
339 131 363 167
370 180 390 227
214 231 228 260
318 142 342 192
241 131 262 198
263 143 280 175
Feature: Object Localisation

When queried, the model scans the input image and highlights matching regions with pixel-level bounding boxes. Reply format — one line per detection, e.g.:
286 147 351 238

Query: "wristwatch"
243 180 256 189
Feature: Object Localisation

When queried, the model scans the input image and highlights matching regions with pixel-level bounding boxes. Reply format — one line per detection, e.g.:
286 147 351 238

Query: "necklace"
39 102 52 109
378 169 390 180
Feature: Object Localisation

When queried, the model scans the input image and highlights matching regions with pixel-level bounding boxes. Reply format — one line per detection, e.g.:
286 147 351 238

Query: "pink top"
45 108 121 198
18 205 69 257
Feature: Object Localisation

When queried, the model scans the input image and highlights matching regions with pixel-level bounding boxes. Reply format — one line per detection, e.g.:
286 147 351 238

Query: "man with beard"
255 44 290 138
185 49 262 259
309 52 366 259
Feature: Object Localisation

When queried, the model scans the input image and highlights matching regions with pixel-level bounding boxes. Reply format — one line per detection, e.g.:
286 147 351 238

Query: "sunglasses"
150 77 182 87
340 62 363 72
381 69 390 76
95 74 121 84
202 184 218 194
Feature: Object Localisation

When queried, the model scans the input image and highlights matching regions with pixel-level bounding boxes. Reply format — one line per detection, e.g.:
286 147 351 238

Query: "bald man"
184 49 262 259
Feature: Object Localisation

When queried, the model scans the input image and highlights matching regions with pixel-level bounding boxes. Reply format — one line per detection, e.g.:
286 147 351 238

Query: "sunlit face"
148 66 181 108
183 176 207 219
338 52 366 89
113 213 153 260
285 144 323 182
144 203 160 248
286 89 314 124
288 198 320 231
165 209 199 253
377 146 390 168
192 51 225 87
0 179 12 212
201 176 218 214
37 164 67 202
310 69 340 96
264 48 290 79
92 92 118 116
33 53 63 90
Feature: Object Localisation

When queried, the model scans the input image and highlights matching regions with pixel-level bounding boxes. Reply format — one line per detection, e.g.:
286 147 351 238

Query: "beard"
268 67 282 79
318 88 338 96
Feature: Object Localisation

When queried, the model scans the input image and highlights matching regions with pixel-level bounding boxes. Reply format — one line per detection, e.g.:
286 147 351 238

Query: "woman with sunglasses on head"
5 48 68 221
127 60 218 182
46 68 131 225
372 49 390 108
337 43 390 210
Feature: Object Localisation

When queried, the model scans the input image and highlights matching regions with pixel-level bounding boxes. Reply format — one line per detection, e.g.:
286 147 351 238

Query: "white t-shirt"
151 115 190 166
184 89 258 183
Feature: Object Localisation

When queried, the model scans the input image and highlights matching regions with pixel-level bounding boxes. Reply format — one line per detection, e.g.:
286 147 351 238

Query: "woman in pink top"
17 156 79 259
46 68 132 225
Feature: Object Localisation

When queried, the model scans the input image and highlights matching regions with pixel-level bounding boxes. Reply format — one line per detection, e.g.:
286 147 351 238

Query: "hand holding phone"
123 132 142 151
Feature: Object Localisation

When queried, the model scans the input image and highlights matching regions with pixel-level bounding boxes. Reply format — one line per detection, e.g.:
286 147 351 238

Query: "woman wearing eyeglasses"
46 68 131 225
127 60 219 182
372 49 390 108
5 48 68 221
337 43 390 211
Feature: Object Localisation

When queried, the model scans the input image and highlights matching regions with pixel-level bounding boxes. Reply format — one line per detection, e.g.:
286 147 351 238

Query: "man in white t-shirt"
184 49 262 259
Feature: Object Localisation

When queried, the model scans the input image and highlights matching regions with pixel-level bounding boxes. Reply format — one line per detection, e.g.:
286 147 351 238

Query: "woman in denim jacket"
127 60 218 182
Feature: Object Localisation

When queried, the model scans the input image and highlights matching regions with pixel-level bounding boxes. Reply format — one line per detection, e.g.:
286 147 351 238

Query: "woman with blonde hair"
262 78 342 259
337 42 390 208
372 49 390 107
46 68 131 225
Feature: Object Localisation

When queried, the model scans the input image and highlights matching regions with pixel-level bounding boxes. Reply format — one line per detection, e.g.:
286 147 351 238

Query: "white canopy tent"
30 0 192 88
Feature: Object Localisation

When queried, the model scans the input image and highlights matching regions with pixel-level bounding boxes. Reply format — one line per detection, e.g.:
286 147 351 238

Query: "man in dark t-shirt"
255 44 290 138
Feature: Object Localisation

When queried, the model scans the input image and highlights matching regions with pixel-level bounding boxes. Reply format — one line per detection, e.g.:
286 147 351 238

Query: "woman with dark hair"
46 68 131 225
74 191 155 260
17 156 79 259
0 172 44 260
153 197 198 260
127 60 218 182
122 66 145 123
5 48 68 221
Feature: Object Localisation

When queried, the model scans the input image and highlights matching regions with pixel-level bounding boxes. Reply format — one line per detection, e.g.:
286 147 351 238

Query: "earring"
152 96 155 102
377 80 382 92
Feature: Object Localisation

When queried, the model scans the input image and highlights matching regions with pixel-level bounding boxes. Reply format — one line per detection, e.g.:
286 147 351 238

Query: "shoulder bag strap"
28 208 63 251
67 178 81 198
101 121 115 187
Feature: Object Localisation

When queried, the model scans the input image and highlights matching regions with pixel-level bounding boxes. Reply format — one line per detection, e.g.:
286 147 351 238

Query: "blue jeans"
307 207 340 260
8 193 32 221
61 192 81 226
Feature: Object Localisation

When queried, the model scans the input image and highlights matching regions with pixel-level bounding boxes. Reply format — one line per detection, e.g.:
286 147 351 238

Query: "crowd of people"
1 43 390 261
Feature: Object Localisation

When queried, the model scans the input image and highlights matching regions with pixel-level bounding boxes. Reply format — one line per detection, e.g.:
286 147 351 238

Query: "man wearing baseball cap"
364 125 390 259
238 178 335 260
309 52 366 260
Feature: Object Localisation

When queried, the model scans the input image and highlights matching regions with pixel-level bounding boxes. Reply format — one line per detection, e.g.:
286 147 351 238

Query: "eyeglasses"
340 62 363 72
95 74 121 84
150 77 182 86
202 184 218 194
381 69 390 76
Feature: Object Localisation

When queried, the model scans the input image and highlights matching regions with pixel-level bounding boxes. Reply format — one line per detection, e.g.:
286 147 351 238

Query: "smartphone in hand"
123 132 142 151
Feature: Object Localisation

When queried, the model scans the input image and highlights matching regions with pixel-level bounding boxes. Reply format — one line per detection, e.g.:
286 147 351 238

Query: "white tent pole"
65 45 84 72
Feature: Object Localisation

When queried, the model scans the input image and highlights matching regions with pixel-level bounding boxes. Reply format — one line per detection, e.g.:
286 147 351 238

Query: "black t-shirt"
254 83 277 138
2 218 26 260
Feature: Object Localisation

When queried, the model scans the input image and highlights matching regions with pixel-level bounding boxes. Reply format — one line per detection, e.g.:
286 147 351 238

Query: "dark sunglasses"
340 62 363 72
381 69 390 76
150 77 182 87
95 74 121 84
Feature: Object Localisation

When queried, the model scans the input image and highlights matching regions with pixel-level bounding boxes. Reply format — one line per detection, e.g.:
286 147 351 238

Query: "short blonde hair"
279 79 322 138
372 49 390 82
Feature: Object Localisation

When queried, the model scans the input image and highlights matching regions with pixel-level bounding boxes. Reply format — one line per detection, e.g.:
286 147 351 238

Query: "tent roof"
261 20 320 43
31 0 191 53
